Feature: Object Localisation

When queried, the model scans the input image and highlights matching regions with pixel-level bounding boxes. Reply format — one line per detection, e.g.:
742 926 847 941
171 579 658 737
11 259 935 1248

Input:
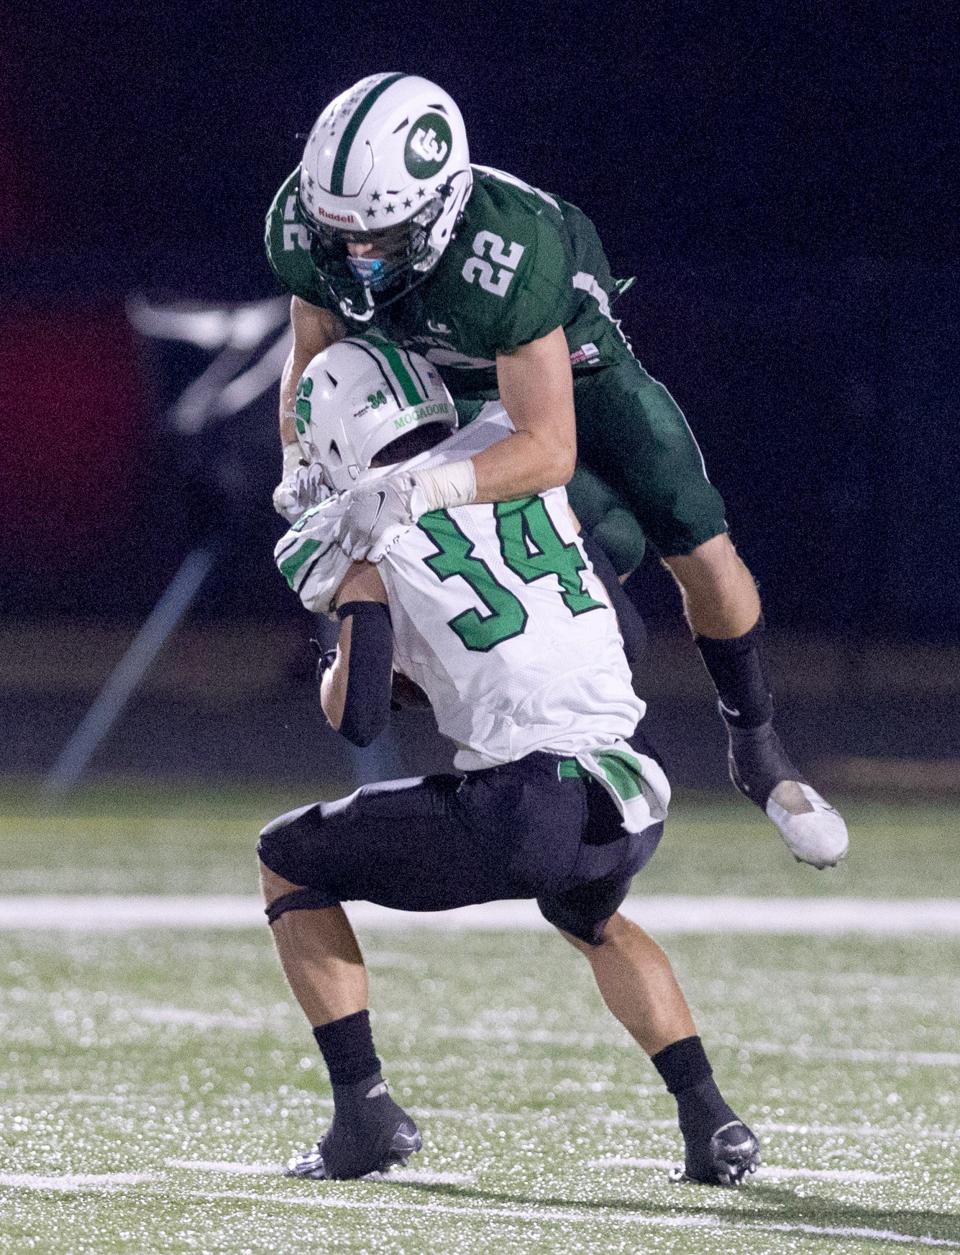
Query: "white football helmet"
292 334 458 493
298 73 473 321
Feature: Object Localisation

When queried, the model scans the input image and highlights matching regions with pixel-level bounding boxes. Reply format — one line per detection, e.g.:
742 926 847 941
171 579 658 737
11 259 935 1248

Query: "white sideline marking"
0 1172 158 1192
135 1006 263 1031
762 1120 960 1143
433 1024 960 1068
748 1040 960 1069
178 1187 960 1248
365 1168 477 1186
164 1159 475 1187
166 1159 281 1176
589 1156 892 1182
3 894 960 934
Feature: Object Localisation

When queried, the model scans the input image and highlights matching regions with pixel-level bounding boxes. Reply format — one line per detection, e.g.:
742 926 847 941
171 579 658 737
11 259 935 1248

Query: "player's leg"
258 777 484 1180
257 857 420 1180
567 464 648 671
538 765 759 1187
558 911 759 1186
572 361 848 868
260 863 367 1025
257 764 583 1178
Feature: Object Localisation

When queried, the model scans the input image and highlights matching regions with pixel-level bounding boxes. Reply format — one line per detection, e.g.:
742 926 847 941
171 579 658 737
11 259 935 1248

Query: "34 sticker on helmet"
293 335 459 491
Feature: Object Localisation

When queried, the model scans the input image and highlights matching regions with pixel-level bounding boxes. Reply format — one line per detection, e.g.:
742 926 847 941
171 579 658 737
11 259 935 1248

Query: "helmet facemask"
303 184 458 321
297 74 473 323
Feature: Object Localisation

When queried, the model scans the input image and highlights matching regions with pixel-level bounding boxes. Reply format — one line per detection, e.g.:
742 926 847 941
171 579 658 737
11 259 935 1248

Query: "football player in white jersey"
266 72 848 874
259 336 761 1186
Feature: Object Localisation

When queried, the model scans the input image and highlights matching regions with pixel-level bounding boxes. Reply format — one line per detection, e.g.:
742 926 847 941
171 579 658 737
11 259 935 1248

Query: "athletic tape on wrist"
282 441 304 477
411 460 477 513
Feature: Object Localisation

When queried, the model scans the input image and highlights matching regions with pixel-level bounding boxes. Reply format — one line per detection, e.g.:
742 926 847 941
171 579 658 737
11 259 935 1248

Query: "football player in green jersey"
264 72 848 872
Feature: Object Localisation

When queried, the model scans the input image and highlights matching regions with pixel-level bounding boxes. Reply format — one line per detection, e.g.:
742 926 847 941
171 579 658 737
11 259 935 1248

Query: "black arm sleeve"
331 601 394 747
580 532 647 670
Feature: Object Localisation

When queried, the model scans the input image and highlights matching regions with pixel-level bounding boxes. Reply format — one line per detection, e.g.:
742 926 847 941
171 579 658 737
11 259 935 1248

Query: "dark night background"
1 1 958 788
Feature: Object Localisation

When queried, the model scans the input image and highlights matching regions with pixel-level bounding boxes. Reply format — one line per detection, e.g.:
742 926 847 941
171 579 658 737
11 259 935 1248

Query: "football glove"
337 461 477 562
336 474 425 562
274 494 354 617
272 462 332 524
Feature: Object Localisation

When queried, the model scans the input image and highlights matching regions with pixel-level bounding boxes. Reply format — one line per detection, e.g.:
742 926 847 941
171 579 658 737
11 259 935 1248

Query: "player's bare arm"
272 298 347 522
470 325 577 502
280 298 346 444
320 561 389 742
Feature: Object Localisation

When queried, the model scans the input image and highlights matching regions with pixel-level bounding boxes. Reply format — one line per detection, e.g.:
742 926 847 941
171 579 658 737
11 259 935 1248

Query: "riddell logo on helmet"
314 206 357 225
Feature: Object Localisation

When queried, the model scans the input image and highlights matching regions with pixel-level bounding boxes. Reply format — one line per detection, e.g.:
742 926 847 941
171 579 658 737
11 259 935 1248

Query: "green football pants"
568 359 728 575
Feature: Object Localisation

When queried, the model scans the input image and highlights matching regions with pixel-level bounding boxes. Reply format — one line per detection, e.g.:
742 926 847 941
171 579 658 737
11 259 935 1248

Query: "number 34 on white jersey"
380 481 645 771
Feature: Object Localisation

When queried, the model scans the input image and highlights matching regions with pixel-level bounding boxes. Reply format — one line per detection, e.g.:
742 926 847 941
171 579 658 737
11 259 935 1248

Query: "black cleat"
727 719 801 806
670 1120 762 1188
728 721 848 869
286 1079 422 1180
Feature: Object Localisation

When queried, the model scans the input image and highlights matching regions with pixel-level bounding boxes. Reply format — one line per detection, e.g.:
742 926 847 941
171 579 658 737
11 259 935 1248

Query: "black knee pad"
258 802 329 888
543 908 611 948
264 886 340 924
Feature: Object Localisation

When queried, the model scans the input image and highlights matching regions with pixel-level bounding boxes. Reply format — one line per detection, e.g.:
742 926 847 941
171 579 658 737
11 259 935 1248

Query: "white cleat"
765 781 849 868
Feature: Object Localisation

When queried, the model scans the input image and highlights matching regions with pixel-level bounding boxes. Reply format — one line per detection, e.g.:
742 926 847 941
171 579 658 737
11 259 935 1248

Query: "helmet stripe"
346 341 403 408
399 346 430 399
366 336 424 406
331 73 406 195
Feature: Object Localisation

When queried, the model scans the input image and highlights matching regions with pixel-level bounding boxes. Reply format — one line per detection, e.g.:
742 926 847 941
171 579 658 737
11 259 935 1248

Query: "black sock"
652 1035 737 1144
313 1010 381 1088
695 618 773 729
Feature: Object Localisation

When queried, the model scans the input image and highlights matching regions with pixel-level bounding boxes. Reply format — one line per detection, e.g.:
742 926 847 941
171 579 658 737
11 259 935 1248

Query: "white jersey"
380 410 645 772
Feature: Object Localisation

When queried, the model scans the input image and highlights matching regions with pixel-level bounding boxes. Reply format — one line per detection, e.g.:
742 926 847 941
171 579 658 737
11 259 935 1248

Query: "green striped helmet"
297 73 472 321
293 334 458 492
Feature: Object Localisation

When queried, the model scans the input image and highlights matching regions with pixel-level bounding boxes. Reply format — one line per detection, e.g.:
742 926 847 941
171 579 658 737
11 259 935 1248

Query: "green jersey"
264 164 634 400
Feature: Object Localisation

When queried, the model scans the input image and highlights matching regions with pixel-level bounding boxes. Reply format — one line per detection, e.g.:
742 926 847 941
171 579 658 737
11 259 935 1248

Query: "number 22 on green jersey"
461 230 525 297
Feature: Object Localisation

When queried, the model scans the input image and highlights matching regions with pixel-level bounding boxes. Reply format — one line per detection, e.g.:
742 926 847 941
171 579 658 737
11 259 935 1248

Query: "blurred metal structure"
41 547 216 800
42 295 403 798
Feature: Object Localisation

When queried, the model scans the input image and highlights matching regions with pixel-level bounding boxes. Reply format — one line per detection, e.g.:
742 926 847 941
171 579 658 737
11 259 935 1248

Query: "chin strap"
339 286 376 323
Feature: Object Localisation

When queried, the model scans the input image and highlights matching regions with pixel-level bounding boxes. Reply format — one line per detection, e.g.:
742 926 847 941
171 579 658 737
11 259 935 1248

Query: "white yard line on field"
2 894 960 934
165 1160 282 1176
132 1005 264 1031
430 1023 960 1068
746 1040 960 1069
0 1172 158 1191
163 1159 476 1187
588 1155 892 1182
175 1186 960 1248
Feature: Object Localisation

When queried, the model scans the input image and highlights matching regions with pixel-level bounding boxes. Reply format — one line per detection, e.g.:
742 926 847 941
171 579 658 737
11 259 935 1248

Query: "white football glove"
274 494 354 617
272 462 331 525
336 474 425 563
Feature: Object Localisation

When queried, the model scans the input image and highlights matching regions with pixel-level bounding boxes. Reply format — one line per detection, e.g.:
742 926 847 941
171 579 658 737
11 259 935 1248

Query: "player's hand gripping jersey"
266 165 633 401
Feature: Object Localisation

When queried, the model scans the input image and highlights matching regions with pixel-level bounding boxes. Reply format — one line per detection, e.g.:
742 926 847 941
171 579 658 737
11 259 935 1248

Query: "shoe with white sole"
286 1077 422 1180
670 1120 761 1188
727 720 849 868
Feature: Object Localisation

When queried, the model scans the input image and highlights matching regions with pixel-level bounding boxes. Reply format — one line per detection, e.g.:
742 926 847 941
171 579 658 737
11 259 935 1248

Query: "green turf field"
1 783 959 1253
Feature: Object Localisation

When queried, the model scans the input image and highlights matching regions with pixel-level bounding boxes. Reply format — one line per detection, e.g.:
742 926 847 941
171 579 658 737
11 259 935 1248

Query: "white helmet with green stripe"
298 73 472 321
293 334 458 493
